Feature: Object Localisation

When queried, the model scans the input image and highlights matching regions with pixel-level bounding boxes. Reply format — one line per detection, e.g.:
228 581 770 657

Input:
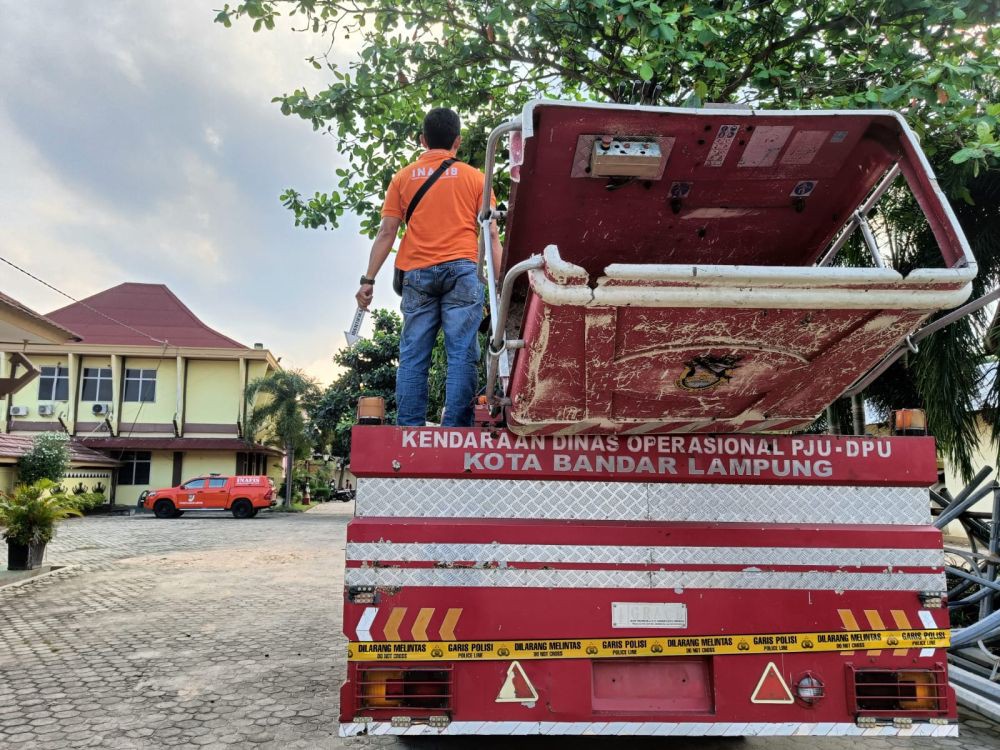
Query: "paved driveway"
1 505 998 750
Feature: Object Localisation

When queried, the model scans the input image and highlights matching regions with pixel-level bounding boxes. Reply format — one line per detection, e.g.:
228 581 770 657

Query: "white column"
110 353 122 436
66 352 78 434
0 351 8 433
175 356 186 436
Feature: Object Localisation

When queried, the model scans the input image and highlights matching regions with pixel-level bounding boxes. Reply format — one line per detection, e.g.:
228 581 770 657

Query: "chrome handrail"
818 164 900 267
476 117 522 403
485 255 545 405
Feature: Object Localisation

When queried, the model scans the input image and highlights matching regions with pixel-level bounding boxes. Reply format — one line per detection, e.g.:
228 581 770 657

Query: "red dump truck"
338 100 974 738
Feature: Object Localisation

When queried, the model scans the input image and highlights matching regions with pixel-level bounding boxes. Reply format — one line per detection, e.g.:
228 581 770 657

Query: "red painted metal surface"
346 517 943 550
341 653 954 725
494 103 973 436
591 659 713 713
503 106 966 273
505 298 931 435
342 426 954 730
350 426 938 487
342 587 948 644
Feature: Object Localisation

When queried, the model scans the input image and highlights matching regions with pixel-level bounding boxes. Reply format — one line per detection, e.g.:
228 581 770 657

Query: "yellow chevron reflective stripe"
440 608 463 641
864 610 886 655
837 609 860 655
347 628 950 663
412 608 434 641
371 607 464 640
891 609 912 655
383 607 406 641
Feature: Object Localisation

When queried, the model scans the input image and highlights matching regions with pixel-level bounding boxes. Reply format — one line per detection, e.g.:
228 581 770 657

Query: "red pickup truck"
144 475 275 519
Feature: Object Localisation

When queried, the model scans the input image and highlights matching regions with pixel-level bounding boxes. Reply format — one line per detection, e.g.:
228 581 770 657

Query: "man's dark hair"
422 107 461 149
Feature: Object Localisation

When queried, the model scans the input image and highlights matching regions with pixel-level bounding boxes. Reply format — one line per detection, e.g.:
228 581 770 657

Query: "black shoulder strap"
405 158 456 223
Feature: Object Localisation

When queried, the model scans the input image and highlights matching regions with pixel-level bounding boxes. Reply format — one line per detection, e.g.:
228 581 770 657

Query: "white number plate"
611 602 687 629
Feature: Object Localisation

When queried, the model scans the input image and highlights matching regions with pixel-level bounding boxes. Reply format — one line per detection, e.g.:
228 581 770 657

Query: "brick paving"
1 504 998 749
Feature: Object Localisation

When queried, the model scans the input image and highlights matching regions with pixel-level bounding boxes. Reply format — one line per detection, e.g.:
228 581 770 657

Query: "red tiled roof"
45 283 247 349
80 437 281 455
0 290 80 343
0 433 120 466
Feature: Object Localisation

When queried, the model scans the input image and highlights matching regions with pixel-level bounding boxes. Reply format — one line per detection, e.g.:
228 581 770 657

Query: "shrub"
17 433 70 486
70 492 106 513
0 479 82 546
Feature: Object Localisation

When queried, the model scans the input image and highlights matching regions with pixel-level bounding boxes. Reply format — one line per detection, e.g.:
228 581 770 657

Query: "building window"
38 366 69 401
124 368 156 402
237 452 268 475
81 367 113 401
118 451 152 485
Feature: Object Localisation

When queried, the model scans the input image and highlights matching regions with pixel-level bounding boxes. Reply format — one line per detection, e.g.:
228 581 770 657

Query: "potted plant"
0 479 82 571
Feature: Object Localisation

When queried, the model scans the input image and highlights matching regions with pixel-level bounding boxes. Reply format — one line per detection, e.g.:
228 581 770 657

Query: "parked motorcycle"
332 487 356 503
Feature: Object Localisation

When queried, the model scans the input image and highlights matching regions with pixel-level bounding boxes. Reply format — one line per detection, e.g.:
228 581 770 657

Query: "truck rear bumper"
340 719 958 738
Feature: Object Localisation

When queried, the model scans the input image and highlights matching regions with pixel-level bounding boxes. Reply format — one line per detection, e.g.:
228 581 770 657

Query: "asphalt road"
1 503 998 749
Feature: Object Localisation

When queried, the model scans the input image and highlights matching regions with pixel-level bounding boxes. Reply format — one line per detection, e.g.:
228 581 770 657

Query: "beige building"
0 289 79 399
1 283 283 502
0 433 119 496
940 413 998 514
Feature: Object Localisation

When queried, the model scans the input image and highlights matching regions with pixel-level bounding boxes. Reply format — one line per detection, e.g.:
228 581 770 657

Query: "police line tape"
347 628 950 662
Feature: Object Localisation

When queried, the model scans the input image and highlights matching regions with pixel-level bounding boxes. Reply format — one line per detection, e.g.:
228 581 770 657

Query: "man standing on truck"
355 107 501 427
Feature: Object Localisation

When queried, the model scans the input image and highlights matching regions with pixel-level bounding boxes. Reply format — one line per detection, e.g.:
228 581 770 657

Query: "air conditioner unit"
38 404 56 417
92 403 111 416
9 406 29 417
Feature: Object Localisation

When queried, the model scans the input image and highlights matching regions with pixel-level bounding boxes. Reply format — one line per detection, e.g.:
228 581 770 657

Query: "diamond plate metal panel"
346 542 942 569
356 478 649 520
347 542 647 565
344 566 944 591
357 478 930 524
649 570 946 592
648 484 929 525
650 546 941 568
345 567 653 588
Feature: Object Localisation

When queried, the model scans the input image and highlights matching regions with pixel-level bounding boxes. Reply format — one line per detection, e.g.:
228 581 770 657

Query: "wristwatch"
360 275 376 285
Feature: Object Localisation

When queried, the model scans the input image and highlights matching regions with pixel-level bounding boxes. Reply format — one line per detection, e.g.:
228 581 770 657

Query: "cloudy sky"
0 1 401 382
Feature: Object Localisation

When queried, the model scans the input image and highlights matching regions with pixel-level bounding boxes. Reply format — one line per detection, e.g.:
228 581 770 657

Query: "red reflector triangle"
496 661 539 704
750 662 794 704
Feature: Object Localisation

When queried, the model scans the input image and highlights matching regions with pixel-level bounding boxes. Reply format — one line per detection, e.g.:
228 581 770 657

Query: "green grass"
270 502 313 513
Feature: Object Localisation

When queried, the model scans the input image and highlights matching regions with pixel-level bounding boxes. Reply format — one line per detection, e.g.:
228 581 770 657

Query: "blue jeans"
396 259 483 427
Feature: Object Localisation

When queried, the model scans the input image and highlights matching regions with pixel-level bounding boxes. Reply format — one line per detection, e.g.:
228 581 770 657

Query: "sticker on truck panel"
676 355 740 391
750 662 794 704
496 661 538 706
346 628 949 662
612 602 687 629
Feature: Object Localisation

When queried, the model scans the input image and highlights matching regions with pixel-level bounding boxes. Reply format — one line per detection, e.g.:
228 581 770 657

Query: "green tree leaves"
221 0 1000 479
218 0 999 235
17 432 70 486
244 369 320 504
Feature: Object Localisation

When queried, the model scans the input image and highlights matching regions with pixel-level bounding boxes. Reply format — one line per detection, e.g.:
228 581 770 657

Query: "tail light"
848 666 949 716
892 409 927 435
796 673 825 705
356 666 453 715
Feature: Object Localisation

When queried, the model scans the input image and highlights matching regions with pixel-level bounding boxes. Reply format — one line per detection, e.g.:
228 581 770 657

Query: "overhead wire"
0 253 171 346
2 253 176 473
